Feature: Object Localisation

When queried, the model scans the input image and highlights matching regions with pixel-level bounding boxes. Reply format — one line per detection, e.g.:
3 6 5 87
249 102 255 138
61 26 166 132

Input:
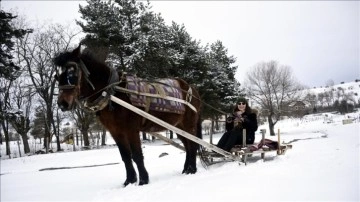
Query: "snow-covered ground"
1 112 359 202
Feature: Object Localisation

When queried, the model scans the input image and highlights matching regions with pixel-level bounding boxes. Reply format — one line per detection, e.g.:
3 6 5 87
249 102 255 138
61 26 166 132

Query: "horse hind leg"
177 131 198 174
179 112 202 174
183 140 198 174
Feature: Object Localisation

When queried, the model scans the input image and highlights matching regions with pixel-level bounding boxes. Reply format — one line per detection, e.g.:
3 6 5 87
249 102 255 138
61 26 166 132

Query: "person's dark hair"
233 97 252 113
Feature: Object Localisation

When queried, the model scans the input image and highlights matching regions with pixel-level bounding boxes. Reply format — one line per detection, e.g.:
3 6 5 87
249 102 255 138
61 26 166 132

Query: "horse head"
53 44 83 111
54 44 119 112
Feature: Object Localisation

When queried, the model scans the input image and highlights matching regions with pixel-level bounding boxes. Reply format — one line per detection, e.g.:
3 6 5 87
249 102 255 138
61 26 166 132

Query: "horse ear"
72 44 81 58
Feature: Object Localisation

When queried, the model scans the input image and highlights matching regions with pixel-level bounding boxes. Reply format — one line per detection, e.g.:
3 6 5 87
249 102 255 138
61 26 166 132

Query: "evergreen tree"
77 0 152 72
166 22 208 84
132 13 174 79
31 107 46 143
202 40 240 118
0 10 31 80
77 0 241 121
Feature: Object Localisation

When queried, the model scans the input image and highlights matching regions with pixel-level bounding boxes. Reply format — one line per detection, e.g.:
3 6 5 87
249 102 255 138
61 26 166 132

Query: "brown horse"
53 45 202 186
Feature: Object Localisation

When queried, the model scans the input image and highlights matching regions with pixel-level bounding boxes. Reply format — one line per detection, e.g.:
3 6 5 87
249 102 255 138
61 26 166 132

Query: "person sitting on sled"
217 97 258 152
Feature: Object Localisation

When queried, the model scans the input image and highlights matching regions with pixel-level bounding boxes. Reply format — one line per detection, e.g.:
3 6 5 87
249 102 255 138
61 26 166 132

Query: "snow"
1 112 360 202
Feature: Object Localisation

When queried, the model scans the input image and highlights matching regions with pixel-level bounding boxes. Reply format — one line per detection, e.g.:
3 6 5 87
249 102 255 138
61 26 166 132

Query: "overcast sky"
2 1 359 87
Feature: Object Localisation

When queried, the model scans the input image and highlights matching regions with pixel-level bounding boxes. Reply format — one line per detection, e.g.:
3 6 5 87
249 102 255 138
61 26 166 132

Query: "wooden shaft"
148 132 185 151
242 129 246 148
261 130 265 159
277 128 281 154
109 95 239 161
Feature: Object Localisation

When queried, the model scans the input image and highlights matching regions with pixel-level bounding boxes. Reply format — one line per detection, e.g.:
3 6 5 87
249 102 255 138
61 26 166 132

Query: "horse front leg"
114 138 138 186
129 132 149 185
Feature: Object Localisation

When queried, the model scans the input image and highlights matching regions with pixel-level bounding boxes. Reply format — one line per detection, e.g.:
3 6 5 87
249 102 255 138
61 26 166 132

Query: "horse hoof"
182 166 197 174
138 179 149 186
123 178 137 187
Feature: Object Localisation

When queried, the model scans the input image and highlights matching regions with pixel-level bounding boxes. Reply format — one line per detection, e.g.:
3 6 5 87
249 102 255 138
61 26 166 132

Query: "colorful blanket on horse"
126 75 185 114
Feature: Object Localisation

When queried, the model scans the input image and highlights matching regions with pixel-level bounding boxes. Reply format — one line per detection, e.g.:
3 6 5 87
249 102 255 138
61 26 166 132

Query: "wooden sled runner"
204 128 293 165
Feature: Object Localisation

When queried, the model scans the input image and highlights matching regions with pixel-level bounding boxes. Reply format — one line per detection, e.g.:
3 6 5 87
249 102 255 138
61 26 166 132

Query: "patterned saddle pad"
126 75 185 114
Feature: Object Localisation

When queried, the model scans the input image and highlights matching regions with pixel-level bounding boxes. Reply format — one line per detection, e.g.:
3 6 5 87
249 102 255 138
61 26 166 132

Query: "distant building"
288 101 308 117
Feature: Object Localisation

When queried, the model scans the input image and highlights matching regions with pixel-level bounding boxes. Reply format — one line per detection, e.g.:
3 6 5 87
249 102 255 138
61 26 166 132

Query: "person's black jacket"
225 110 258 144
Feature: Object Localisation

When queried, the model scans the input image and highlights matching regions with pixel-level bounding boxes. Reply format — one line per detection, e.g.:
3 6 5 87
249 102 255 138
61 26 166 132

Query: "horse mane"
53 51 76 67
81 48 107 68
53 47 109 72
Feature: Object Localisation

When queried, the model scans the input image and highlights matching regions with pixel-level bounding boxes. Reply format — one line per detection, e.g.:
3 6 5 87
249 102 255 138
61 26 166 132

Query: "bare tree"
336 87 345 101
91 119 107 146
8 78 33 154
14 20 79 152
245 61 303 136
0 10 31 157
317 92 325 107
0 78 14 156
70 108 96 148
303 91 317 112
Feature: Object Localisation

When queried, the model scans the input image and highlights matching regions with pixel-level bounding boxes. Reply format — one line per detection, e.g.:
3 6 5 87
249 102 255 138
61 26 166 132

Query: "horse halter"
57 58 120 112
57 60 95 91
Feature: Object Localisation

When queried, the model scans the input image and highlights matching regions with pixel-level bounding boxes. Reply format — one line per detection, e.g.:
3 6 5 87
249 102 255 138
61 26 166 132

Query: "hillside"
308 80 360 98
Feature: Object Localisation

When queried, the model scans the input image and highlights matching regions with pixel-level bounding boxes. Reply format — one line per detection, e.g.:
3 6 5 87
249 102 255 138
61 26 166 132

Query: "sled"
205 128 292 165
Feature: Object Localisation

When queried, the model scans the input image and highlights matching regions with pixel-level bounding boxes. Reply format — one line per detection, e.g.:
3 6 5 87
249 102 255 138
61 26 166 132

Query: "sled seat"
230 129 292 164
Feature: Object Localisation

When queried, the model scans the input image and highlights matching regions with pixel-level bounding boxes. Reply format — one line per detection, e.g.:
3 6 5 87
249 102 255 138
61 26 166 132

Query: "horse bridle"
57 59 119 112
57 60 95 91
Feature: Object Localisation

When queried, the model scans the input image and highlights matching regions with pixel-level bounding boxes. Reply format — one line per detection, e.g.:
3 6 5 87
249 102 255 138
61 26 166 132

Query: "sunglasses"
238 102 246 105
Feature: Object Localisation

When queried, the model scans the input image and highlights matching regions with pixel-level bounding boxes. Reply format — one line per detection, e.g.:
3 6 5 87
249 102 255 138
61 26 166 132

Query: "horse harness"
57 59 197 114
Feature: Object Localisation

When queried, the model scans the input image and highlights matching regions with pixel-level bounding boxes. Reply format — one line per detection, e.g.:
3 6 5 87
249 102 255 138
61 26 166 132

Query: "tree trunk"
215 117 219 131
76 129 79 146
169 130 173 139
211 119 215 136
44 124 50 152
96 132 100 147
2 121 11 156
20 133 30 153
89 131 95 145
55 134 61 151
101 127 106 146
5 131 11 156
81 128 90 147
55 109 62 152
268 115 275 136
17 139 22 157
142 132 147 140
